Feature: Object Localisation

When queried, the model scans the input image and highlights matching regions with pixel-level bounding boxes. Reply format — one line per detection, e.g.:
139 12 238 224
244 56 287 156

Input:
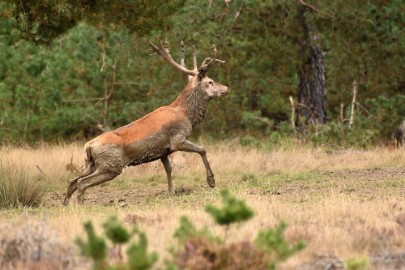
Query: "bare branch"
36 165 46 176
355 102 372 118
340 103 344 123
349 80 357 129
100 31 108 72
289 96 297 134
298 0 319 12
64 97 105 102
113 81 140 85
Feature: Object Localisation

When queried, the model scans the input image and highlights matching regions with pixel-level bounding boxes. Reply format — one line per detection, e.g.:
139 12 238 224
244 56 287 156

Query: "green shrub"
103 216 131 245
126 227 159 270
173 189 304 269
75 222 108 270
205 189 254 226
75 190 303 270
173 216 221 245
0 162 44 208
256 221 305 269
76 217 158 270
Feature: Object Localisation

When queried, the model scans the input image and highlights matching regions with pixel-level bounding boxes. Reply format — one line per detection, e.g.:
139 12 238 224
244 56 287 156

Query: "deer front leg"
161 155 175 195
175 140 215 188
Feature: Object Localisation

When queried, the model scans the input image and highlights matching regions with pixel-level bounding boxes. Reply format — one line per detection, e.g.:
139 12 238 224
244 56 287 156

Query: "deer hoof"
207 175 215 188
62 197 69 206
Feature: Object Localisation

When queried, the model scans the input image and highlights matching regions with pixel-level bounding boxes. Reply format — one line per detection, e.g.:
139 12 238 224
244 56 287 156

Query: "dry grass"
1 141 404 181
0 162 45 208
0 141 404 269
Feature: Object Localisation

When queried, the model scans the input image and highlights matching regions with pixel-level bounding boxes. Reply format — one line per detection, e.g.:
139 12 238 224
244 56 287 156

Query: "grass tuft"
0 162 45 208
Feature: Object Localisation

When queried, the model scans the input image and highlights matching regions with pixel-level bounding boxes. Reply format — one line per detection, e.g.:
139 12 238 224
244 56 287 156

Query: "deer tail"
81 146 95 176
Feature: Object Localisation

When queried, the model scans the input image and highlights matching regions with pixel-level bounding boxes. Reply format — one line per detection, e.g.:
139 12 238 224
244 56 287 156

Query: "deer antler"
180 41 194 81
147 36 198 77
199 44 225 74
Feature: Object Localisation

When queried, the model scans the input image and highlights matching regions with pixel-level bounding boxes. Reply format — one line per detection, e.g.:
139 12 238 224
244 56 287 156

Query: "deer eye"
209 81 214 86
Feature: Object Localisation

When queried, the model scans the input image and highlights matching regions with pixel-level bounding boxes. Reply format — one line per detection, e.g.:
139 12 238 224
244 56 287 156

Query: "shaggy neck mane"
171 81 209 127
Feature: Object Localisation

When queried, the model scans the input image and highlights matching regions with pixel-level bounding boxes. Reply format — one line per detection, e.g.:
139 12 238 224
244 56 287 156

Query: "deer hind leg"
63 168 100 205
76 169 121 204
63 176 81 205
161 155 174 195
63 165 97 206
174 140 215 188
64 173 93 205
63 148 97 205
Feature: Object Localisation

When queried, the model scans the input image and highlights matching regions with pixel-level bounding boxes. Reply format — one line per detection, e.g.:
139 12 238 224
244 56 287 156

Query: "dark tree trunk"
296 3 327 126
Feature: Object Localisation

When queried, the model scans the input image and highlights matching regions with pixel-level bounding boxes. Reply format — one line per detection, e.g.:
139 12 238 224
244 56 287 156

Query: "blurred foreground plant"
76 189 304 269
173 189 304 269
76 217 158 270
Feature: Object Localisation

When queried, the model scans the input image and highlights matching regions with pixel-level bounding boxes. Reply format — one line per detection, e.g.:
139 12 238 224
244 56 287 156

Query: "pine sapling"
126 226 159 270
173 216 221 245
103 216 131 261
75 221 108 270
205 189 254 226
255 221 305 269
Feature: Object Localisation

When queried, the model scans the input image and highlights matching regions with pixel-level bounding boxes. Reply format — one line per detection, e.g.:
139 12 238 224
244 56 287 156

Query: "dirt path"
44 167 405 207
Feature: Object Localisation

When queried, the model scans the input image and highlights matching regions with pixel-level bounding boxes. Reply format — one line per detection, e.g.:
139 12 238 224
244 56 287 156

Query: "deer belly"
124 135 172 166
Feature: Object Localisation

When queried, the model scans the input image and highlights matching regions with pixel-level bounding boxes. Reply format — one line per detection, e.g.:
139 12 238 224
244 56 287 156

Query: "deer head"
147 37 229 99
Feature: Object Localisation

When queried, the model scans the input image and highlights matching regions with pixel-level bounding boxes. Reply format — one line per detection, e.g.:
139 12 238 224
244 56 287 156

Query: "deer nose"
220 89 229 96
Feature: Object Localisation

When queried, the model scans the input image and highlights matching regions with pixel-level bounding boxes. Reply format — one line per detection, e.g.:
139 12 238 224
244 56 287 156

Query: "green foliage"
0 0 185 44
171 190 304 269
2 1 403 146
103 216 131 245
239 135 262 148
205 189 254 226
256 221 305 268
241 111 274 131
76 217 158 270
362 95 405 139
75 192 303 269
344 256 370 270
0 162 44 208
75 221 108 270
126 227 159 270
173 216 221 245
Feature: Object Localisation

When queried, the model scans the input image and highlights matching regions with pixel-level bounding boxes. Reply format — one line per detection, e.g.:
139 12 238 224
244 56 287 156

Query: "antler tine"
199 44 225 73
163 37 170 52
147 36 197 77
180 41 186 67
192 45 197 71
211 44 217 59
180 41 194 81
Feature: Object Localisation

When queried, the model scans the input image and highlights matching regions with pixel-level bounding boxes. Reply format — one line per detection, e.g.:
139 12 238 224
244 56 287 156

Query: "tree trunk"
296 3 327 126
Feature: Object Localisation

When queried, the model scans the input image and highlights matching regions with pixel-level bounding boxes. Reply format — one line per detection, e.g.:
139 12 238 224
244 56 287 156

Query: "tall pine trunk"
296 3 327 126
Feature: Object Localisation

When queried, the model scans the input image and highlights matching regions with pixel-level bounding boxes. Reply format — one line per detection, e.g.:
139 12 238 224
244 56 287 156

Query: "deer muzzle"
218 85 229 97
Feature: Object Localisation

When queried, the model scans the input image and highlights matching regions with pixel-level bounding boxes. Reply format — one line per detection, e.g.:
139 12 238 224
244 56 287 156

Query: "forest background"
0 0 404 147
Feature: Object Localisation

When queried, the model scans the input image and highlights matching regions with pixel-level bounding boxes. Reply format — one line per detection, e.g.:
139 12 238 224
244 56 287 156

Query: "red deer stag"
63 38 229 205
